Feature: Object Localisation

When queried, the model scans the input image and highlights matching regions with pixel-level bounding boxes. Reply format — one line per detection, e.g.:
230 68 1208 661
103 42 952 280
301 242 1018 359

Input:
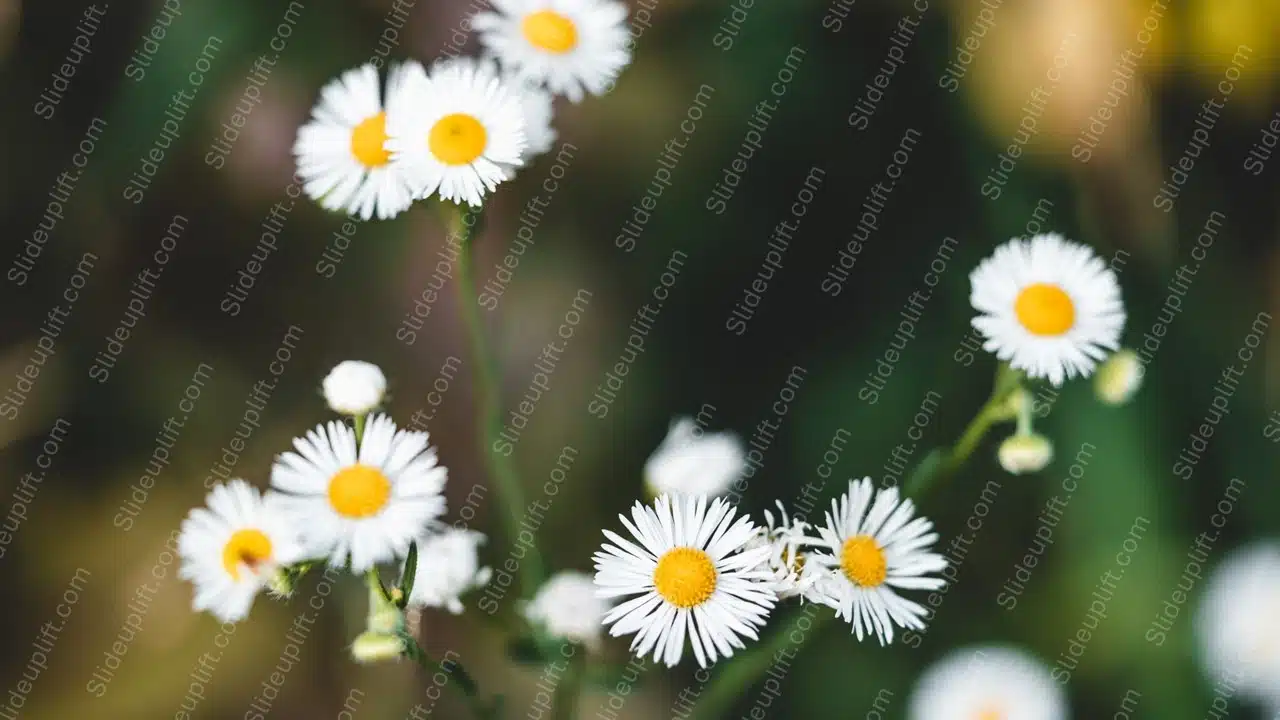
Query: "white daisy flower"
644 417 745 499
405 528 492 613
384 59 526 208
473 0 632 103
178 479 304 623
907 645 1067 720
322 360 387 416
269 414 448 572
437 56 559 168
747 500 826 601
1196 541 1280 706
970 233 1126 386
807 477 947 645
293 63 417 220
593 494 778 668
522 570 608 648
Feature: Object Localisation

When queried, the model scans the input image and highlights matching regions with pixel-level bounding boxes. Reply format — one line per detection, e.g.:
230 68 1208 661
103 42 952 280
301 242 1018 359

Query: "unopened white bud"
322 361 386 415
998 433 1053 475
1094 349 1142 406
351 631 406 664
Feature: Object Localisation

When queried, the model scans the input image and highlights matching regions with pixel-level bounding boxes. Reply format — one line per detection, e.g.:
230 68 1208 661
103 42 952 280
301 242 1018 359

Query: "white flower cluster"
178 361 489 634
585 418 1073 718
584 419 949 667
293 0 632 218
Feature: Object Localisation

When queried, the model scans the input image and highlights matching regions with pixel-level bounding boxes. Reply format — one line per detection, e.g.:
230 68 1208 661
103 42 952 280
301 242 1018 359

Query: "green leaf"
369 568 392 604
398 540 419 608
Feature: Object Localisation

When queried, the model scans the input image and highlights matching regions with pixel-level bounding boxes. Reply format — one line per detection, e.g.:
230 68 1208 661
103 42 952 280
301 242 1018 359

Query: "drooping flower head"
178 479 304 623
970 234 1125 386
907 645 1067 720
807 477 947 644
473 0 632 102
748 500 825 601
385 59 526 208
293 63 417 220
593 494 778 667
997 433 1053 475
269 414 447 572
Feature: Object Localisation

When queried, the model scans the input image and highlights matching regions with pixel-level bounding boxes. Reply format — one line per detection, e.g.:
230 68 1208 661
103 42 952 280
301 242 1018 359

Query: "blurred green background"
3 0 1280 717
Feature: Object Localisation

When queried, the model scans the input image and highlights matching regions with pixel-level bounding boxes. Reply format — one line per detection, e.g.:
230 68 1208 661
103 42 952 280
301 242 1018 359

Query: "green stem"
906 362 1022 497
354 413 366 444
551 649 585 720
692 609 832 720
403 636 497 720
448 205 544 598
938 403 999 473
1014 395 1033 436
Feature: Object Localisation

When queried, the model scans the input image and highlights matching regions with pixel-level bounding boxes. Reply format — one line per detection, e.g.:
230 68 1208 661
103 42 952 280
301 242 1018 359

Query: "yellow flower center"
840 535 887 587
328 464 392 518
653 547 717 608
1013 283 1075 336
428 113 489 166
350 112 391 168
521 10 578 53
222 529 274 580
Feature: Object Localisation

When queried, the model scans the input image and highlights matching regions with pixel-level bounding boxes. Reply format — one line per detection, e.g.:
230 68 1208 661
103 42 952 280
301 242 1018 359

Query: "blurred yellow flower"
963 0 1154 162
1184 0 1275 104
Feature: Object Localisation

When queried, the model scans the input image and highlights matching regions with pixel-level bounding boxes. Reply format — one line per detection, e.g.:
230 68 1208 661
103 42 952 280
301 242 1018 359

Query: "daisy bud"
322 361 387 416
643 417 745 499
998 433 1054 475
1094 349 1142 406
351 631 407 664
